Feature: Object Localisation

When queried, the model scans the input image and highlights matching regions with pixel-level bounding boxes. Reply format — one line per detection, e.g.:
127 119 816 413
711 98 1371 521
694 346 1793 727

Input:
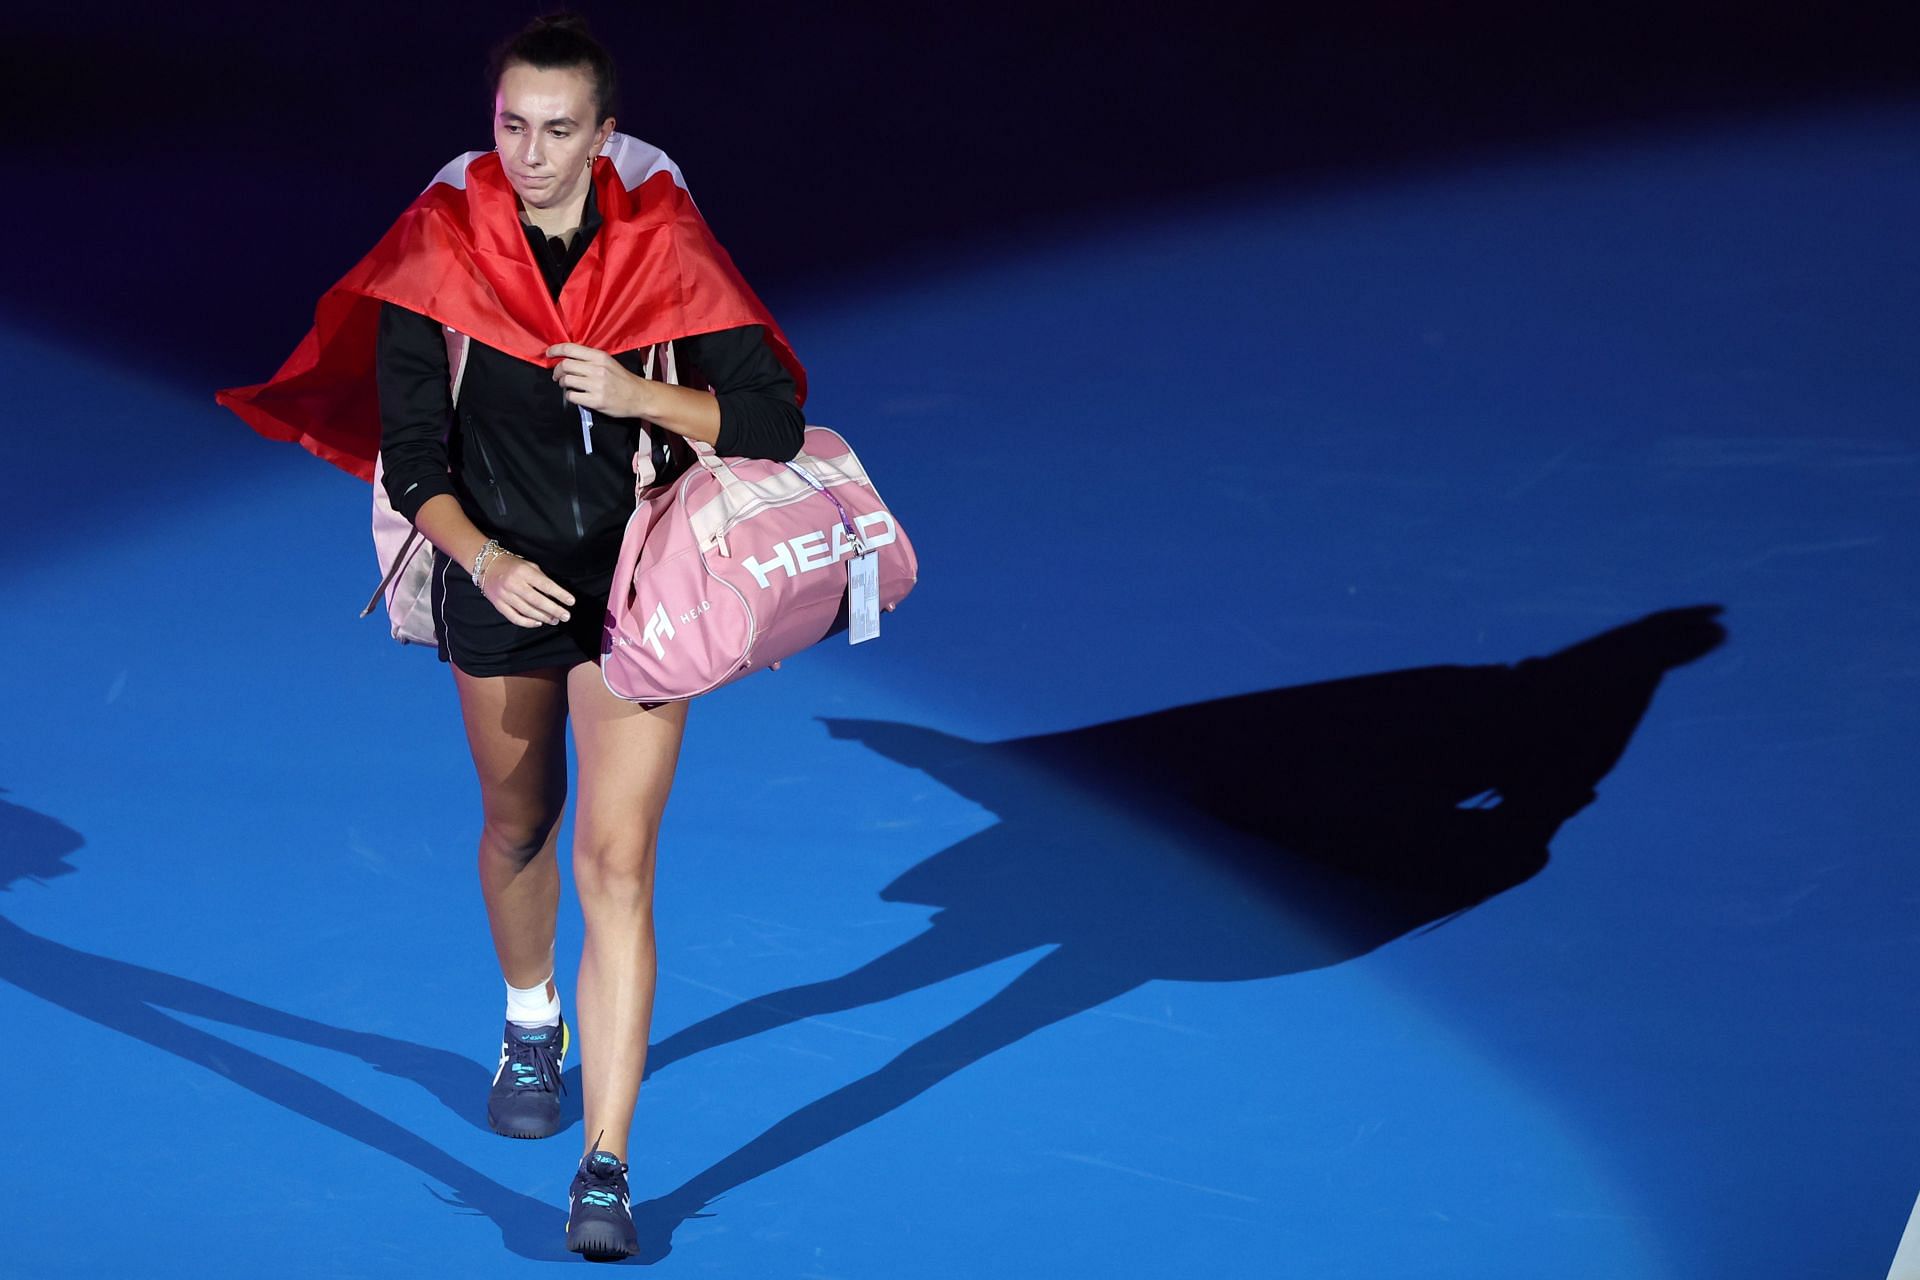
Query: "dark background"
2 0 1917 402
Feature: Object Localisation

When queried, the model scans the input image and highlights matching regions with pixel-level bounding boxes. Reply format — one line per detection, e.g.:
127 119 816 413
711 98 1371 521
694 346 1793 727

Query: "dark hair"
486 10 619 124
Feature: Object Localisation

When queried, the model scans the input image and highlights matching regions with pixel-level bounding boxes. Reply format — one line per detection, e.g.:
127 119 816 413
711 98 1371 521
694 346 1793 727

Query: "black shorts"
430 547 611 677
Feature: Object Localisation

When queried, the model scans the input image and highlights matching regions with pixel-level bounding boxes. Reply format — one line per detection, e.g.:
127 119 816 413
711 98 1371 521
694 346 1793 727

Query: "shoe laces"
577 1130 628 1210
504 1024 567 1096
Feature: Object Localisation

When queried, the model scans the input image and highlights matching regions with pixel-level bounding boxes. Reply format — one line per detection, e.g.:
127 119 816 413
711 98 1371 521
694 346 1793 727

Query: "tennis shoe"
486 1015 569 1139
565 1134 637 1261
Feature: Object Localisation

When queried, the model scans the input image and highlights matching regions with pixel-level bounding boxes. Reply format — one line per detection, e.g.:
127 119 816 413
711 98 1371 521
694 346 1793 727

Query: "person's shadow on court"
0 790 568 1262
629 606 1727 1261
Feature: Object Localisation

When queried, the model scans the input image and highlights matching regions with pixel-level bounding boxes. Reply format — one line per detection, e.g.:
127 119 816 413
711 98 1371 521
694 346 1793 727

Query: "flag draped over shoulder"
214 133 805 483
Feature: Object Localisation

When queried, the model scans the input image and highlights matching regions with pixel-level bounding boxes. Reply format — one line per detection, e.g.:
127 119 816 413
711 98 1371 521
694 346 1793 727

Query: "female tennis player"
372 13 805 1259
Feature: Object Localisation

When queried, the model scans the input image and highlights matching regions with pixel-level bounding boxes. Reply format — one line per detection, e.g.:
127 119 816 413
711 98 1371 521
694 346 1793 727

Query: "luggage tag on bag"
783 459 882 645
848 551 880 644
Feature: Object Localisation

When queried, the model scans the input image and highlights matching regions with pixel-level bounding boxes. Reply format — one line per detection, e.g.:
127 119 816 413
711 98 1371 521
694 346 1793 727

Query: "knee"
573 829 659 911
479 804 564 867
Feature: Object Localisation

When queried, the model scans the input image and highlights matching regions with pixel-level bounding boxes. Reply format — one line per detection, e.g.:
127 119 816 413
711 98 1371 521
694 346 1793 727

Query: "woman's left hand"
547 343 651 420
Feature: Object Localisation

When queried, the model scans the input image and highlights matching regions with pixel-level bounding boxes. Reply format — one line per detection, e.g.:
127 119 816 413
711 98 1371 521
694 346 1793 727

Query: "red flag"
215 134 805 483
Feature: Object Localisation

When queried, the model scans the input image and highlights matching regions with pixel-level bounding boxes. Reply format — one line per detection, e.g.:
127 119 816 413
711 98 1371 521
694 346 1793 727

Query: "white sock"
506 970 561 1028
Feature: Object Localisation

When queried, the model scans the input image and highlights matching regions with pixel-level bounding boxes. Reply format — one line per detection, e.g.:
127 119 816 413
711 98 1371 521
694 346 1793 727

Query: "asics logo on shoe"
489 1016 568 1140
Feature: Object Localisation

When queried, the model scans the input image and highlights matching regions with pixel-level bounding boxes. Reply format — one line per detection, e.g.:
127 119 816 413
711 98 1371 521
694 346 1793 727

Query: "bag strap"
687 436 753 499
632 340 683 498
444 325 471 406
361 522 424 618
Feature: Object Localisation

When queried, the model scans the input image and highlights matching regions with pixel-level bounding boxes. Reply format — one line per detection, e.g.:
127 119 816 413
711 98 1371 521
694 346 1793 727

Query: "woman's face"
492 61 613 214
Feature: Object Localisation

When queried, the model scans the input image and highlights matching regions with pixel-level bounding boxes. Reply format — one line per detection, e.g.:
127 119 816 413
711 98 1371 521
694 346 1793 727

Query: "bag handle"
362 528 424 617
632 341 684 499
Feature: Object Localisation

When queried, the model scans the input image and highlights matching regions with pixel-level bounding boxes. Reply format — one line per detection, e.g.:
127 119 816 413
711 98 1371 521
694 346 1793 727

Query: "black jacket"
375 177 804 585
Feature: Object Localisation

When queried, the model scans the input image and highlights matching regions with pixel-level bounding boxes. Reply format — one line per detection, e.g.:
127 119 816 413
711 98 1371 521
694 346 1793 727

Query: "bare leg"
452 664 571 995
565 662 688 1161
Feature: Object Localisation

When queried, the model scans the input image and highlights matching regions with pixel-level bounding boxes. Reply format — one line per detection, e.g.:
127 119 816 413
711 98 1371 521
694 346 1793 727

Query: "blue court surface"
2 102 1916 1277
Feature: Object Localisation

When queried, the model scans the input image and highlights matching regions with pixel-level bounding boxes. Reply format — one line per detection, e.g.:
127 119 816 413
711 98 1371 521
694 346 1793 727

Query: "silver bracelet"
471 539 506 588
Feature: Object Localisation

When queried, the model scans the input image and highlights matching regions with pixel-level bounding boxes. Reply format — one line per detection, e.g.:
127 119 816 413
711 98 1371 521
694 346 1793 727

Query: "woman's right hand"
481 553 576 628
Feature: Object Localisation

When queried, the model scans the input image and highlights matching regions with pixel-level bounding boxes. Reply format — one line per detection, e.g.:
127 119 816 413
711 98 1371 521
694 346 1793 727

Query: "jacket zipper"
564 425 587 538
471 428 508 517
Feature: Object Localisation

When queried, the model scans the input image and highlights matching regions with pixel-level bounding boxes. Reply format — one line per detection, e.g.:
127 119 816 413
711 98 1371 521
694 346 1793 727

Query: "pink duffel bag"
601 424 918 702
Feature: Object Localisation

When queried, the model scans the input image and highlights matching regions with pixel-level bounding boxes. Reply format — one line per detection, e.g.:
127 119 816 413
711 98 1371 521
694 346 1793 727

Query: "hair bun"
487 8 617 122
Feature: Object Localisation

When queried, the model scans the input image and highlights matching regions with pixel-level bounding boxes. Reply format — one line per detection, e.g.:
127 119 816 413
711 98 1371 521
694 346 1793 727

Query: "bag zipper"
709 473 856 547
784 462 867 551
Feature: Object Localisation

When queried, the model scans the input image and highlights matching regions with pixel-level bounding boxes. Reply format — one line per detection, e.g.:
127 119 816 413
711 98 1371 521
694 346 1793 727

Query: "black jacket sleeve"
677 324 805 461
375 301 458 524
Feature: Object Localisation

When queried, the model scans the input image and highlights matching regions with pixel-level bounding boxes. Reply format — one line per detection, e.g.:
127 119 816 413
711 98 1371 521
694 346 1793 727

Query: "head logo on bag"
742 512 899 591
618 599 712 658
